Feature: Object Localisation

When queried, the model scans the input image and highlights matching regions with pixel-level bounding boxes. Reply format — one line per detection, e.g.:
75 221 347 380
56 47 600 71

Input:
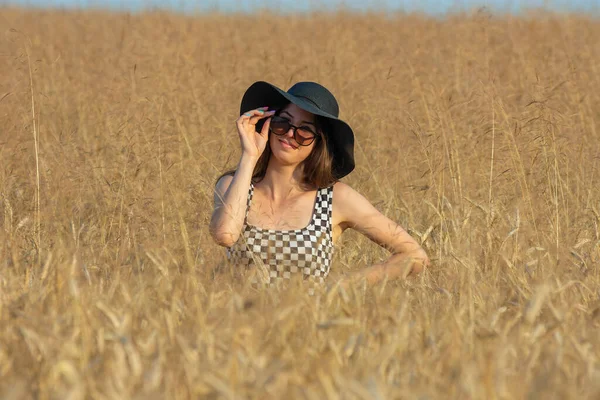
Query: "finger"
237 109 263 124
248 110 275 125
259 117 272 137
238 112 258 123
241 107 270 118
238 111 266 126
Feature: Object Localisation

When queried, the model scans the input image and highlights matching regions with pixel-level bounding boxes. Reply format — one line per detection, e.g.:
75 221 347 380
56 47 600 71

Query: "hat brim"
240 81 355 180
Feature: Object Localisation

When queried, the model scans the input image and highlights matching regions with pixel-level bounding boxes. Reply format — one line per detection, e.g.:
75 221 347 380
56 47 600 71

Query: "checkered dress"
227 183 334 293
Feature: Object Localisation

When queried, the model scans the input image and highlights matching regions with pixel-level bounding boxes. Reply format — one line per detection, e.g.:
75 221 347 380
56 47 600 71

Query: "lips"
279 139 298 149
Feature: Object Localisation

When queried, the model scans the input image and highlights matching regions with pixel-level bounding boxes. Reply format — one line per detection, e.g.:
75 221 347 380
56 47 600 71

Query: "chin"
271 145 305 165
272 150 299 165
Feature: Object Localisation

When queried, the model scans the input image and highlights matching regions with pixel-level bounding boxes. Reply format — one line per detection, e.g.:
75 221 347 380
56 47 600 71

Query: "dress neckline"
244 183 323 233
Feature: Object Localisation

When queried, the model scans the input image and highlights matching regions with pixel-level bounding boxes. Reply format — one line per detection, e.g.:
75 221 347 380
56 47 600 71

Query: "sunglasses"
269 115 318 146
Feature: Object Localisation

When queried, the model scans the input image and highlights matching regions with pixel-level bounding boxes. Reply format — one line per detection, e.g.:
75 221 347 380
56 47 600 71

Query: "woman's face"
269 103 318 166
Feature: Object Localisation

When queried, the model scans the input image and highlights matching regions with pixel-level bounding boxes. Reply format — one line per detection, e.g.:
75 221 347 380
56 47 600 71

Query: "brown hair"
217 109 336 190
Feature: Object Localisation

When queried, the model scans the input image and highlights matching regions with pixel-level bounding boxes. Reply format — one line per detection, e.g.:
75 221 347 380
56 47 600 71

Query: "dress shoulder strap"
324 185 333 219
312 185 334 230
244 182 255 222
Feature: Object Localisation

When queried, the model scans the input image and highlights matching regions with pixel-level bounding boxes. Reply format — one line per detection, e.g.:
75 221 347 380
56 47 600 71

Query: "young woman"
210 81 429 292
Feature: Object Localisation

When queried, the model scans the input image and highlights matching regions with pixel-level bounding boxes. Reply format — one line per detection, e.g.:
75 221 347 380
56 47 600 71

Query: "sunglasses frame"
269 115 319 147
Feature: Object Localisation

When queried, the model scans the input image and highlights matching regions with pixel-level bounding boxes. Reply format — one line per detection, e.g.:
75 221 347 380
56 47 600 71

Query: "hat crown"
287 82 339 118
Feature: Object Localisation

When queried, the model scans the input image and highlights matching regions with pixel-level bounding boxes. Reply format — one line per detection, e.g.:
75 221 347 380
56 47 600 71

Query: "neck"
259 157 305 201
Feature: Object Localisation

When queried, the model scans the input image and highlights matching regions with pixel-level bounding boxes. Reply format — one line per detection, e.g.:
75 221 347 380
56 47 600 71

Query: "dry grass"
1 6 600 399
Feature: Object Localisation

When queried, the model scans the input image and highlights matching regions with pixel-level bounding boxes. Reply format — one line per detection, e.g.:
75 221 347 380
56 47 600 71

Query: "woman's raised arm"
209 155 255 247
209 107 274 247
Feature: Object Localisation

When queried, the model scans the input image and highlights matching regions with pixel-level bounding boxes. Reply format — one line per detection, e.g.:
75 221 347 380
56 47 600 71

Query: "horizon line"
2 0 599 17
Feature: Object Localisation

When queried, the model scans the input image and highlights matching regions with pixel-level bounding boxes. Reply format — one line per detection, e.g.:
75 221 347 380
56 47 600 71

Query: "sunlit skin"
210 103 430 287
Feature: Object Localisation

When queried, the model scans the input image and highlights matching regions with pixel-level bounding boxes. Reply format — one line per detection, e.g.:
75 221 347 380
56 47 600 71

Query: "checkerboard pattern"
227 183 334 294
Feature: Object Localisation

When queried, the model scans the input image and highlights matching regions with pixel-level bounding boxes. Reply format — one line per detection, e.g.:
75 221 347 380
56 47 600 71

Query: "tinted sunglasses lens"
296 129 316 145
270 117 290 135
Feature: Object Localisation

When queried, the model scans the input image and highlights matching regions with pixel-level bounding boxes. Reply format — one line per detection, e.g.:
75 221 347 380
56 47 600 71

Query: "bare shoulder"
333 181 362 206
332 182 379 229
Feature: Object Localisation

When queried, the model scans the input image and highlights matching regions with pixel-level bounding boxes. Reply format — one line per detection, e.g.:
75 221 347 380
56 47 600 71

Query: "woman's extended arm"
333 182 430 286
209 107 274 247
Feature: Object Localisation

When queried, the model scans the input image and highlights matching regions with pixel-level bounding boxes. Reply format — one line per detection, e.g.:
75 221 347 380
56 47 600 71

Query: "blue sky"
2 0 599 14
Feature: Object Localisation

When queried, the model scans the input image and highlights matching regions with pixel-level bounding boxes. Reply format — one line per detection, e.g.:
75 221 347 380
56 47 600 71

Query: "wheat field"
1 6 600 399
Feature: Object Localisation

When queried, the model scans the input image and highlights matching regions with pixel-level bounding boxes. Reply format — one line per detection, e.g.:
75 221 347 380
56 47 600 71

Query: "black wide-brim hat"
240 81 355 180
